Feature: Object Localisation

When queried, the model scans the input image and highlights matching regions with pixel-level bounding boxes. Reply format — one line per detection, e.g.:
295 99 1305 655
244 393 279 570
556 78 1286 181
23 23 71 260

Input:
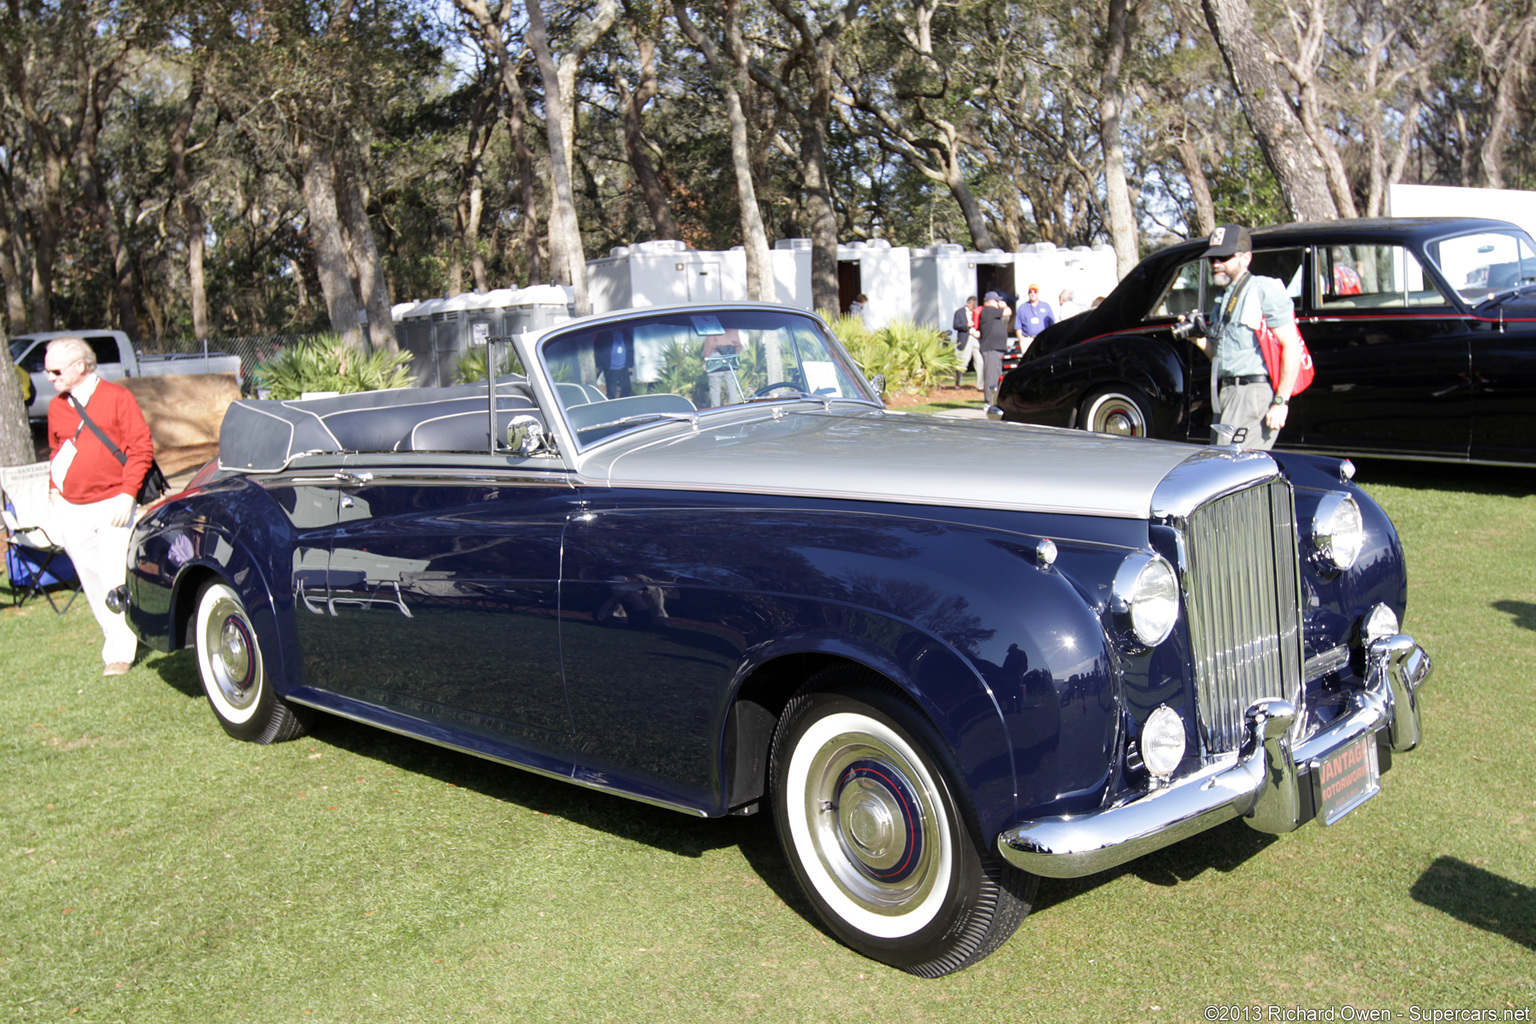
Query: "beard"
1212 269 1233 287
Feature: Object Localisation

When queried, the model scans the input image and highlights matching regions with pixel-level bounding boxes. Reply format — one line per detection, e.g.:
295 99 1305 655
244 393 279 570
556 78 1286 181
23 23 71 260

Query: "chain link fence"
140 334 325 395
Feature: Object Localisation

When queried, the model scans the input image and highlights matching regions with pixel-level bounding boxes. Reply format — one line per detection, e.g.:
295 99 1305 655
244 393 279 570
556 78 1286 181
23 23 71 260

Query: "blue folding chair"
1 462 81 614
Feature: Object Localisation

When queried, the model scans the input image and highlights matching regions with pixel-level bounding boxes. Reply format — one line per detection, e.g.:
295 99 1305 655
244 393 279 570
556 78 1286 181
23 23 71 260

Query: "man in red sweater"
45 337 154 676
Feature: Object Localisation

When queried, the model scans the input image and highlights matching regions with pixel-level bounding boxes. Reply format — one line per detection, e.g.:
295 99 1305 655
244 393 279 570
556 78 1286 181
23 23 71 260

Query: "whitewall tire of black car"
1080 386 1151 437
770 670 1036 977
194 580 310 744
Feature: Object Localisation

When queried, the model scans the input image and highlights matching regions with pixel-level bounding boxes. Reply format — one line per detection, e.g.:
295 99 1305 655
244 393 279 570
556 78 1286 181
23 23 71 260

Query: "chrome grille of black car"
1180 478 1305 754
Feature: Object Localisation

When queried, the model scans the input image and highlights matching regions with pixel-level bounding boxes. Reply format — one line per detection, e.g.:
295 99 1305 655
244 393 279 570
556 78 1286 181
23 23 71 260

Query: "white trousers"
52 495 138 665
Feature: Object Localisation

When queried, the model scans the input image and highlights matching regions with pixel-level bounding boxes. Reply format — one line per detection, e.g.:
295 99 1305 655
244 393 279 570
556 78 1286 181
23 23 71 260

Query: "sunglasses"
44 360 82 377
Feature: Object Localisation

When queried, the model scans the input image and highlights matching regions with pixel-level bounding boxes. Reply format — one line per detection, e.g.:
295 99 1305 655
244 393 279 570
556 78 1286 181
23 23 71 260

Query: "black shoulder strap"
1215 272 1254 332
68 393 128 466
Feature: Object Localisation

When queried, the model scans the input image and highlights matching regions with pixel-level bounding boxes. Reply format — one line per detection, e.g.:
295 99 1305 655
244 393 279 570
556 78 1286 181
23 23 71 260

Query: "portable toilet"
397 298 443 384
1013 243 1119 320
433 293 481 383
770 239 814 310
586 241 746 313
909 245 1019 334
503 284 575 334
836 239 912 329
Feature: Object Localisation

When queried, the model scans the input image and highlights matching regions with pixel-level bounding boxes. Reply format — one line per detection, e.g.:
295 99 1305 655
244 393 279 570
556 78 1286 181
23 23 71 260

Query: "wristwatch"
1270 395 1289 407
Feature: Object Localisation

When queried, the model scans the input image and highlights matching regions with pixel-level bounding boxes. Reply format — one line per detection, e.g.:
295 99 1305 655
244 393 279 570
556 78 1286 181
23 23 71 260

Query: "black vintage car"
995 217 1536 465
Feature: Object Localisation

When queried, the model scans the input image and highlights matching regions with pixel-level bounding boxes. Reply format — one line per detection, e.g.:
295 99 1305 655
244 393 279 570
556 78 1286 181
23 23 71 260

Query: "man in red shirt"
45 337 154 676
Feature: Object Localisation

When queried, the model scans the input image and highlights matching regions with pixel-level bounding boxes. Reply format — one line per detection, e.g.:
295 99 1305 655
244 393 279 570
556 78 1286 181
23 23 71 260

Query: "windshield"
1426 228 1536 301
540 308 878 447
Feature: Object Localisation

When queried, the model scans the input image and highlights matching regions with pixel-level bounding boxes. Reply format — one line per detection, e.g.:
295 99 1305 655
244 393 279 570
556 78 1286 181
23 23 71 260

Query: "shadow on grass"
133 644 1288 940
145 647 203 699
1025 816 1279 916
135 642 1277 940
140 647 784 869
1347 458 1536 497
1492 599 1536 632
1410 856 1536 951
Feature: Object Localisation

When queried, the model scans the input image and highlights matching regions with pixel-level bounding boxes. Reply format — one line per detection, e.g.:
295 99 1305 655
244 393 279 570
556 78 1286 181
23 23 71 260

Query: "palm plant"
454 346 525 384
823 313 956 393
254 335 417 400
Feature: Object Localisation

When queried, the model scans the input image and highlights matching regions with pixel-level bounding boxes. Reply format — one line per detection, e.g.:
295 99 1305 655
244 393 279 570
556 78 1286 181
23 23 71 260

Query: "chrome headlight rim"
1111 550 1180 649
1312 491 1364 572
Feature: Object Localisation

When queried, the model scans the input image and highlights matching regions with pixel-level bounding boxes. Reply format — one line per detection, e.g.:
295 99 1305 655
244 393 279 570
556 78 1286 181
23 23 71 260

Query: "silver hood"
580 405 1236 519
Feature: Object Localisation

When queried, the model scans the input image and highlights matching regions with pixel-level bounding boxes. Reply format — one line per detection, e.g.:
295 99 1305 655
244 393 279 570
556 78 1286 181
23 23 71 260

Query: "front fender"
127 478 303 694
1000 331 1190 435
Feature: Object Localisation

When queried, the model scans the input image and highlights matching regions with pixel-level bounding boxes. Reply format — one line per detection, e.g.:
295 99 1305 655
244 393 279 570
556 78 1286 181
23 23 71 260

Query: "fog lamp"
1142 705 1187 779
1362 602 1400 643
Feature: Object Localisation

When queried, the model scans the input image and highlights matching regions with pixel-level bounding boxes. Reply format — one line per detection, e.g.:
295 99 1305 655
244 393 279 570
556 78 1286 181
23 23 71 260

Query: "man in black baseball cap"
977 291 1012 405
1202 224 1253 262
1188 224 1304 449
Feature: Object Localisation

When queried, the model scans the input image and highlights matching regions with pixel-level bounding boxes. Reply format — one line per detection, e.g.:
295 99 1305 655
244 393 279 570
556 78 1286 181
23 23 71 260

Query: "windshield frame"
533 304 881 453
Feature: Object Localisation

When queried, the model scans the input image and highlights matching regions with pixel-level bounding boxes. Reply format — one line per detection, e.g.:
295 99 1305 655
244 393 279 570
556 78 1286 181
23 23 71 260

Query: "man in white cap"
1190 224 1304 450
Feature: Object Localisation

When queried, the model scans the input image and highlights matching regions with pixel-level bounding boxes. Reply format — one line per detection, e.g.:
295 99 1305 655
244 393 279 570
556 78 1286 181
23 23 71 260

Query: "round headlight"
1142 705 1187 778
1113 551 1180 648
1313 492 1364 571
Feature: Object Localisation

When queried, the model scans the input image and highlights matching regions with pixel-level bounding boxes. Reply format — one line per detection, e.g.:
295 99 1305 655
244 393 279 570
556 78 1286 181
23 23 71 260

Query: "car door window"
14 341 45 372
1248 248 1305 305
1148 260 1202 319
1317 245 1447 309
85 336 120 365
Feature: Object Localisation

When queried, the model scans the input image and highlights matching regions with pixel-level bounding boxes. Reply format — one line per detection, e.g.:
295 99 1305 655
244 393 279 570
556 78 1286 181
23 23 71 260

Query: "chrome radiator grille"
1180 478 1305 754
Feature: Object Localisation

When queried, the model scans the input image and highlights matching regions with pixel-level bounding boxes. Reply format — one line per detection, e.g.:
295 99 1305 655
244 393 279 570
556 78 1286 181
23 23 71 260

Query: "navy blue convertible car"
119 303 1431 976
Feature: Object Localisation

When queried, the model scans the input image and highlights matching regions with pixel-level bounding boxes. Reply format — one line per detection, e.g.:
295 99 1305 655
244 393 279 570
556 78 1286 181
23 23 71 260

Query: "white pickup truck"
9 330 243 420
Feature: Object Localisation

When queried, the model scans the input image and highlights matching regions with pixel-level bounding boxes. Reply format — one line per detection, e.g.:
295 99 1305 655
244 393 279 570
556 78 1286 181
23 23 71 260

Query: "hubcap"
1102 409 1136 435
1090 396 1146 436
204 599 258 709
835 761 924 882
805 732 940 914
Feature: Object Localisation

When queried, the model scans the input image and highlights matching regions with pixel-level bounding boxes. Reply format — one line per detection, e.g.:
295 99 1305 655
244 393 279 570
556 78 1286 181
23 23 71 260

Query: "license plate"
1315 732 1381 825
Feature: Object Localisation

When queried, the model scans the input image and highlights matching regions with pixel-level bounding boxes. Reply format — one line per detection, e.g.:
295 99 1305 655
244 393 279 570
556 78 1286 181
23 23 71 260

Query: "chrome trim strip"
564 472 1155 518
284 694 710 818
996 633 1429 879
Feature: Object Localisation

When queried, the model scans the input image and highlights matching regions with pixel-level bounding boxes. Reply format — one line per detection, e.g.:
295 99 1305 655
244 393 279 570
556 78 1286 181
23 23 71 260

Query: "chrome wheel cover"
786 711 953 936
1085 393 1148 436
201 594 258 712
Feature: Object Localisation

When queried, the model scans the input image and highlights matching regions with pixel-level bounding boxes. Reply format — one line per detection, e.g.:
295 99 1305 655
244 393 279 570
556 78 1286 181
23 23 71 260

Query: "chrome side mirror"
506 414 547 456
869 373 886 396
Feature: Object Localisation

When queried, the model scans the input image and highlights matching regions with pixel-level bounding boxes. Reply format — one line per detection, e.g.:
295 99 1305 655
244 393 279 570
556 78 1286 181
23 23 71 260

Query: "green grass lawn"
3 461 1533 1023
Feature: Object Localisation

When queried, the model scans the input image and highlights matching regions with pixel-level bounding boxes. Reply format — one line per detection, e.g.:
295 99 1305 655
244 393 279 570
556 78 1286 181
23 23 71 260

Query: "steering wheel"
749 381 804 398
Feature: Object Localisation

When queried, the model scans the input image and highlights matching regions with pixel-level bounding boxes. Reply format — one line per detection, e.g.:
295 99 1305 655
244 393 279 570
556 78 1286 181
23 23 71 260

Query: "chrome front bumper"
997 634 1431 879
